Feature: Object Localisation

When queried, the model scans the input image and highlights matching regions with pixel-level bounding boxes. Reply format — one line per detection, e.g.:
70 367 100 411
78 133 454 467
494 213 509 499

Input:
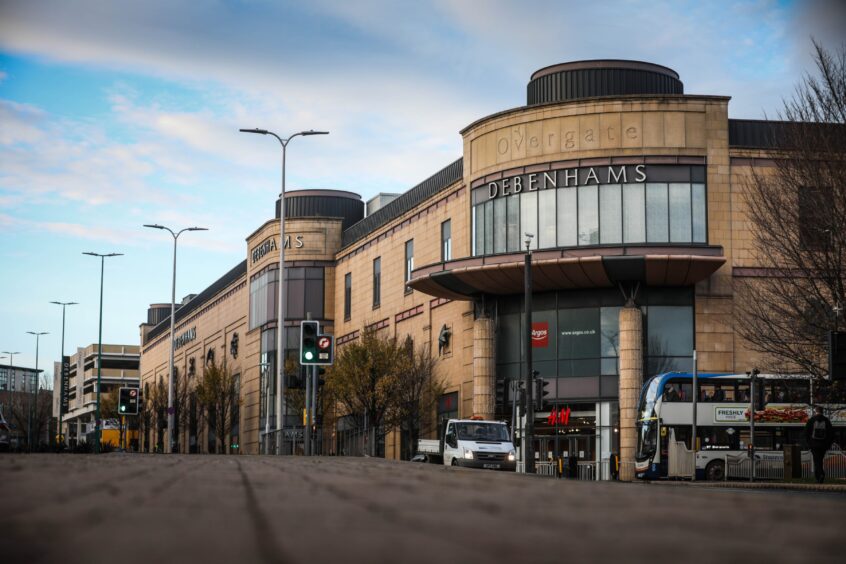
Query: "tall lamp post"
239 127 328 454
143 224 207 454
26 331 48 451
84 252 123 453
1 350 19 420
523 232 535 474
51 301 78 447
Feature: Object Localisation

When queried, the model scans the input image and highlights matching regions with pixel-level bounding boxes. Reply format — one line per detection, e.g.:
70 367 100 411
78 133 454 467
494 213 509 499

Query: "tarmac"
1 453 844 564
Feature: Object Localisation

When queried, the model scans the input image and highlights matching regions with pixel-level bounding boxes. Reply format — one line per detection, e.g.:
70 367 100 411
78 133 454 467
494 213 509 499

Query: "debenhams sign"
251 235 305 264
484 164 647 201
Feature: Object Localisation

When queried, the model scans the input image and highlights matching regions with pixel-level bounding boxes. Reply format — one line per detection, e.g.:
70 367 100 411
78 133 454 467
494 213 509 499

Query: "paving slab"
1 454 843 564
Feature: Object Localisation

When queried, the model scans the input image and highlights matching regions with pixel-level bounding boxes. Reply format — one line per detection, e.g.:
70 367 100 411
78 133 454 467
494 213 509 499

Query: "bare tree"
325 327 406 457
385 337 445 460
195 360 240 454
735 41 846 396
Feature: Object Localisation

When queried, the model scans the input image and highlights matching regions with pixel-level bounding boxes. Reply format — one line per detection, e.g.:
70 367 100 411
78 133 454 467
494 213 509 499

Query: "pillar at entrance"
473 317 496 420
618 305 643 481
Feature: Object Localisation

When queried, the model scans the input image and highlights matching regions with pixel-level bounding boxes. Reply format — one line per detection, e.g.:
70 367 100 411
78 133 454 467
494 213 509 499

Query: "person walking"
804 406 834 483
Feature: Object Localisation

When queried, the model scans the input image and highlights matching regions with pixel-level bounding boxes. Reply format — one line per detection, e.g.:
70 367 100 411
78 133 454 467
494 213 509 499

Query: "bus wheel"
705 460 725 481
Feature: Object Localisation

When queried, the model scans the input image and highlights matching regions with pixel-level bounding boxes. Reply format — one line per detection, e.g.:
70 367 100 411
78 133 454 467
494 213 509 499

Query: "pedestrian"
804 406 834 483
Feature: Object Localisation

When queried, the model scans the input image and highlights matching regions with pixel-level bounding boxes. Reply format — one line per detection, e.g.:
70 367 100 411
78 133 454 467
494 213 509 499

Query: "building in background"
53 344 140 447
0 363 47 448
137 59 835 467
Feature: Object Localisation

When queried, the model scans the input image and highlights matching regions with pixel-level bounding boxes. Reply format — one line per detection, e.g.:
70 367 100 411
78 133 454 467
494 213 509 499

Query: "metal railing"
536 461 558 477
801 443 846 480
725 454 785 480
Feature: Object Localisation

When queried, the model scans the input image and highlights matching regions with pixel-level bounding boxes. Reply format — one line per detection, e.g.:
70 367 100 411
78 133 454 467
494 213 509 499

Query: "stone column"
618 305 643 481
473 317 496 420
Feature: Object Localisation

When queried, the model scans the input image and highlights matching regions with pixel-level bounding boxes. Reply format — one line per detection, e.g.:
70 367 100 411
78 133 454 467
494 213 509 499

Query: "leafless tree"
195 360 240 454
735 41 846 400
385 337 445 461
324 327 406 457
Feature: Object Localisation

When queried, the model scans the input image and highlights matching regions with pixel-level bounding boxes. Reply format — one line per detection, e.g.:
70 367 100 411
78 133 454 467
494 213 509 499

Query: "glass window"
669 183 692 242
646 183 669 243
557 188 577 247
558 308 600 360
623 183 645 243
344 273 351 320
663 379 692 402
494 197 507 254
578 185 598 245
521 192 538 249
692 183 706 243
600 184 622 244
538 189 556 249
506 194 520 252
249 266 278 330
473 205 481 256
483 200 493 255
647 306 693 357
405 240 414 288
441 220 452 261
372 257 381 307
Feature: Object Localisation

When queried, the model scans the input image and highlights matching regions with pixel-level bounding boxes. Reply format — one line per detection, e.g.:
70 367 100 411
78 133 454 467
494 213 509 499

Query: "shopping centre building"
138 59 803 463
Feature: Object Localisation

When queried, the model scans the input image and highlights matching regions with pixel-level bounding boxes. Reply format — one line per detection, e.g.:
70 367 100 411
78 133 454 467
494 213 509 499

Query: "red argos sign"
531 321 549 348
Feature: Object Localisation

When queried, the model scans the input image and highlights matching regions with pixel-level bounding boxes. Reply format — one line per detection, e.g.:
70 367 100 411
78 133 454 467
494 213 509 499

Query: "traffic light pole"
304 362 312 456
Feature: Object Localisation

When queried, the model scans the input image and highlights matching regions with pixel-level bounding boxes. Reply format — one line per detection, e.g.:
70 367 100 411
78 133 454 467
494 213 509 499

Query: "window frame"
372 257 381 309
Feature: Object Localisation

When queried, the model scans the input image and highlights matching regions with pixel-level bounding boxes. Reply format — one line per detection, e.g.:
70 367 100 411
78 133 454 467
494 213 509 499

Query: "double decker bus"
635 372 846 480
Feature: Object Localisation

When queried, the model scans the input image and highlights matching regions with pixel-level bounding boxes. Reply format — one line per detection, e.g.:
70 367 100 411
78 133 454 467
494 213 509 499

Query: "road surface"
1 454 842 563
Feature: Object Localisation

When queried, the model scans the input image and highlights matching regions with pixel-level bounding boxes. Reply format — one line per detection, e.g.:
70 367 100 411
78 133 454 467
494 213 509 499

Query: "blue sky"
1 0 844 378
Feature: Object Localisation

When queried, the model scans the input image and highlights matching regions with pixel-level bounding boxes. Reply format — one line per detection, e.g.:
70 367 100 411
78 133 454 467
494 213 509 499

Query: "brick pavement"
1 454 843 564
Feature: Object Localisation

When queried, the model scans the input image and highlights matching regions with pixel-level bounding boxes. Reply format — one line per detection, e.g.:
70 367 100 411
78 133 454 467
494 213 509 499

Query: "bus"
635 372 846 480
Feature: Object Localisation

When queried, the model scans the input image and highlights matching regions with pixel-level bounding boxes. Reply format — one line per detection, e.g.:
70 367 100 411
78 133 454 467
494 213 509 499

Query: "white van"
418 419 516 471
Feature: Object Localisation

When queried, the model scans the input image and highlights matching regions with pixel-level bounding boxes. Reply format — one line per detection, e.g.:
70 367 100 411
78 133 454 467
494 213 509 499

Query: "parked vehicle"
416 419 516 471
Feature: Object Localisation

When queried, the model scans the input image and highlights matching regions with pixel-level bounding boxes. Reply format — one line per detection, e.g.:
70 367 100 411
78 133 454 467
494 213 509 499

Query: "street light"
523 232 535 474
143 224 207 454
51 301 78 447
26 331 48 451
83 252 123 453
2 350 20 422
239 127 328 454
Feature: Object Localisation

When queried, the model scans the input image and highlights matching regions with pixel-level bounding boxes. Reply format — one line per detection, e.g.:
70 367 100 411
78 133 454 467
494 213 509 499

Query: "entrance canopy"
408 246 725 300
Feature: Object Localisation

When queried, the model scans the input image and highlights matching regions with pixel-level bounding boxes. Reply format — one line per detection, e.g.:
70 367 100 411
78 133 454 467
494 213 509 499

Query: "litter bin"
783 444 801 479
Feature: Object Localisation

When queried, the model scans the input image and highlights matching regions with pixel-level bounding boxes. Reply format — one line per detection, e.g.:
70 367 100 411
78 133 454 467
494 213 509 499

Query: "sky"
1 0 844 379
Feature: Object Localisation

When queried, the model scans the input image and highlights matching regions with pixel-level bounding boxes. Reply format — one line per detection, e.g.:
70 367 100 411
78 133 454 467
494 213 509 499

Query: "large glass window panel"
578 185 599 245
558 307 600 359
646 306 693 357
506 194 520 252
484 201 494 255
538 189 556 249
521 192 538 250
494 197 507 254
623 183 646 243
646 183 669 243
600 306 621 358
669 183 692 242
473 205 482 256
692 183 707 243
557 188 577 247
600 184 622 244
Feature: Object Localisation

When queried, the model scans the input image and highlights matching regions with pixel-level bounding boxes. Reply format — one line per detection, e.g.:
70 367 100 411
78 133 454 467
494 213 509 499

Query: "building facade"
53 344 140 446
138 60 813 464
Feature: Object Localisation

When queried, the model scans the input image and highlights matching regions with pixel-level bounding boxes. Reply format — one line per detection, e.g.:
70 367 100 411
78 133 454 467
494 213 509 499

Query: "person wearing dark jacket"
804 406 835 483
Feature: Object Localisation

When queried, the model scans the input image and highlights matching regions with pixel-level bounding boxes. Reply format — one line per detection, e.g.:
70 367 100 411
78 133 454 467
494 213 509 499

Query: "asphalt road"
1 454 843 564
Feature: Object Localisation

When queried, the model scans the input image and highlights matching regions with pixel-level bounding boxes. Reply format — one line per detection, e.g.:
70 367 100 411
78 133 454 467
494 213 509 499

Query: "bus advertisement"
635 372 846 480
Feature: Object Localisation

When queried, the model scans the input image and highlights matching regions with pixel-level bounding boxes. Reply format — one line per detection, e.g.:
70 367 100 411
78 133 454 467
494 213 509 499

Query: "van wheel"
451 458 458 467
705 460 725 481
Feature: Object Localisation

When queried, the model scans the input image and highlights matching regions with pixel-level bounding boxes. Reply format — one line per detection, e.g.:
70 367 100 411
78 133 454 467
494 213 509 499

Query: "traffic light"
534 377 551 410
495 378 507 407
317 367 326 387
118 387 139 415
300 320 320 364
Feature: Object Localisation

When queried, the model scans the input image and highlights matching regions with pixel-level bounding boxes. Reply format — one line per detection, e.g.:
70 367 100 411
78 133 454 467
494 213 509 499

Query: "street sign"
315 334 334 365
119 387 139 415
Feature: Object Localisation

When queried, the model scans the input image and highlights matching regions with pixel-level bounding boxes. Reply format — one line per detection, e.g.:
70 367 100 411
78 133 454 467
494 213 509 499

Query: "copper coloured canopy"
408 246 726 301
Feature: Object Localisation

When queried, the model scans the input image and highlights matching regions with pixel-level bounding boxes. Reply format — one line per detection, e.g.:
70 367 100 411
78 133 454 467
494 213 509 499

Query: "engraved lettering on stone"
626 127 638 139
584 129 595 143
498 138 509 155
564 130 576 149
